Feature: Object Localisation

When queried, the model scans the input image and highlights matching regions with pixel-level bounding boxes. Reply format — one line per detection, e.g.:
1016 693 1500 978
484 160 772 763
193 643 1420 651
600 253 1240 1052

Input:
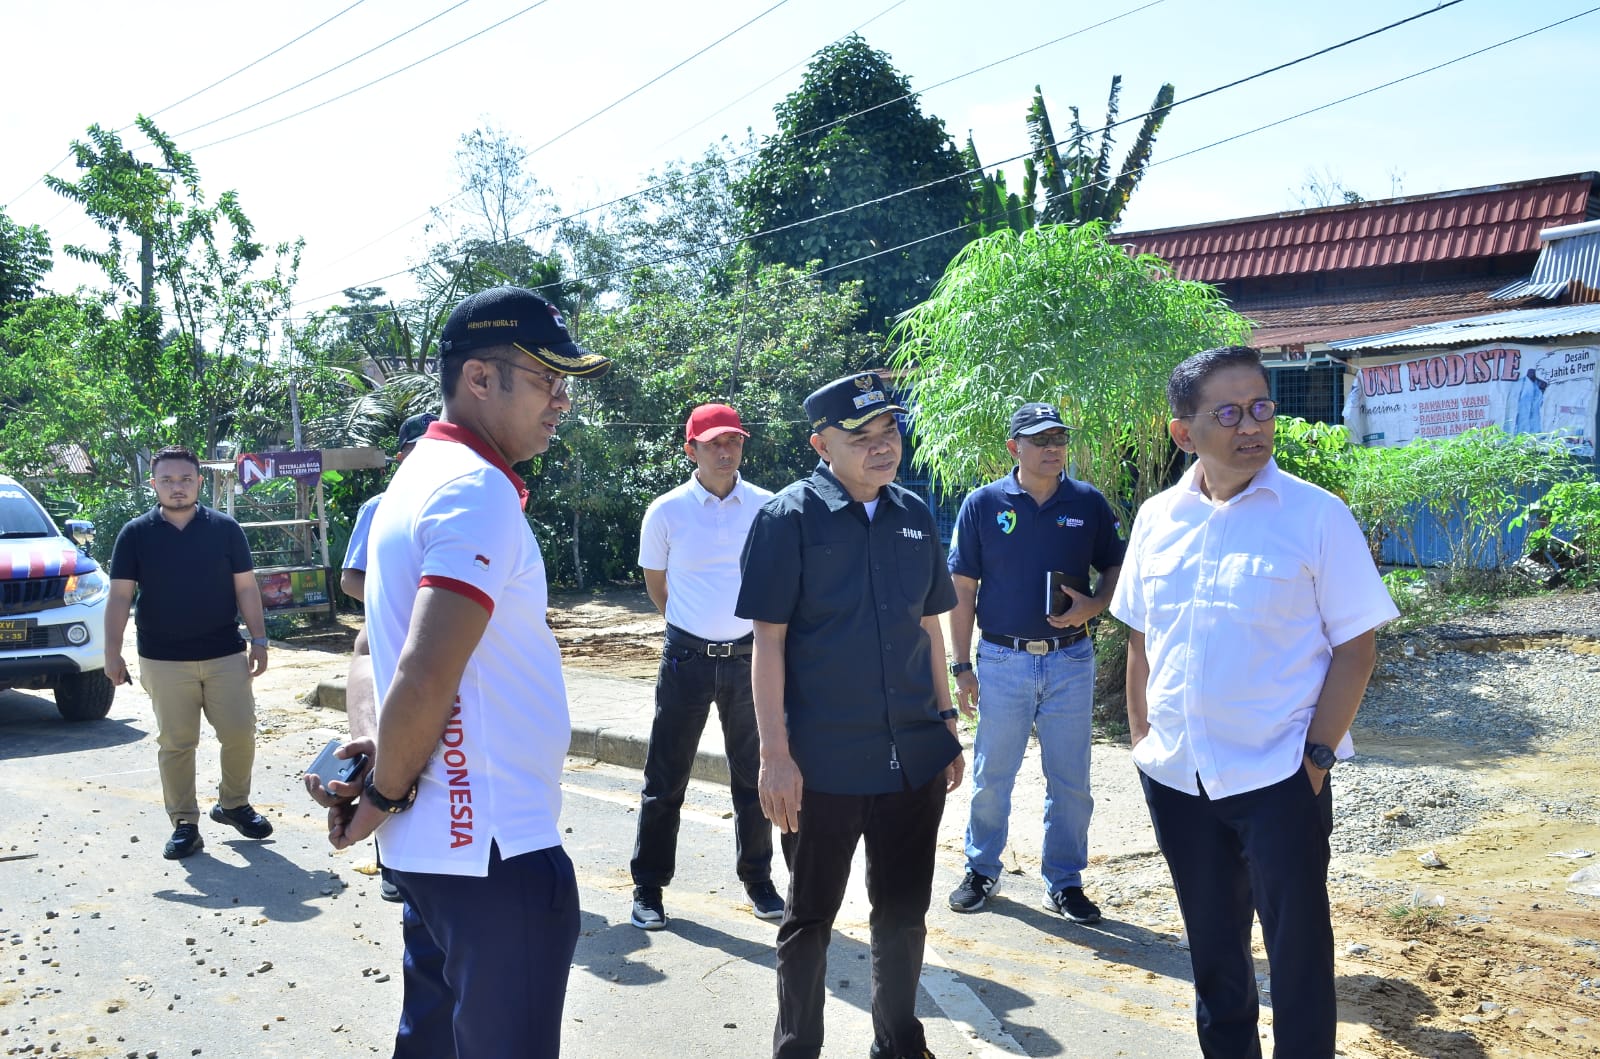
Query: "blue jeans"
965 636 1095 892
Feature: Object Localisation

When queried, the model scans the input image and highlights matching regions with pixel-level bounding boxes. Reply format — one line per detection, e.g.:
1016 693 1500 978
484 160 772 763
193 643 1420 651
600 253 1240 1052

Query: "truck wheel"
55 669 116 721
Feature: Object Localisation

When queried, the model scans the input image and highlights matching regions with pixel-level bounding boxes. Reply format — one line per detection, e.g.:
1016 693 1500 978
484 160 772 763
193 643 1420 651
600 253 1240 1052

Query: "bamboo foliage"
887 223 1250 526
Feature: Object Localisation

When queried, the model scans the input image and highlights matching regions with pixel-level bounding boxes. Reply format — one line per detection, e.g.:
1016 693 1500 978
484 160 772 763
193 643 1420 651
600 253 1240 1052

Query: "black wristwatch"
938 708 959 721
1304 742 1337 771
363 771 418 814
949 662 973 676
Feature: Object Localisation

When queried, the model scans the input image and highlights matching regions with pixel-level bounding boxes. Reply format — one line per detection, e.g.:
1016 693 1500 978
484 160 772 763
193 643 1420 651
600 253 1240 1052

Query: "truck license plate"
0 618 36 643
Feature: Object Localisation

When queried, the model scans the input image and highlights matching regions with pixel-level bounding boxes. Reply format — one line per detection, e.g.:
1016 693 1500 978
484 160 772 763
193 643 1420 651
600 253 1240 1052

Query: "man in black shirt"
737 373 965 1059
106 446 271 860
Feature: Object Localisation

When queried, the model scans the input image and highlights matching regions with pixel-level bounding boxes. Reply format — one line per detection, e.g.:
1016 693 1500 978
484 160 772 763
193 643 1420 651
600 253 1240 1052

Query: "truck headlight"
63 569 109 606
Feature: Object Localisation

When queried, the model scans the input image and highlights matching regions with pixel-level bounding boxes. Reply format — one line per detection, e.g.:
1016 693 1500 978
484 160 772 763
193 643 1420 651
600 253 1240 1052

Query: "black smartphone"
1045 571 1093 616
306 738 367 787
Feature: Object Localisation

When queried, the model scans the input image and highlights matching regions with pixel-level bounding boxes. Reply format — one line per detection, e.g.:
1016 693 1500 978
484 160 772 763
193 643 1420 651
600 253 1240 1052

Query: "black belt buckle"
705 642 735 658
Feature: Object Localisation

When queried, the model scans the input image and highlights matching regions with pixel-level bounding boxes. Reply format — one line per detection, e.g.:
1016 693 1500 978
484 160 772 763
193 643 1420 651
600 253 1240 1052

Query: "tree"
0 209 52 317
734 35 973 329
887 222 1250 526
526 263 876 587
966 78 1176 234
44 118 305 458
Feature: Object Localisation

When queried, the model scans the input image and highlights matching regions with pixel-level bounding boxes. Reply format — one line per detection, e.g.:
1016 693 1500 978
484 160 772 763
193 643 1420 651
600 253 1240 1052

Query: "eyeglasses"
494 358 571 398
1018 431 1069 448
1178 399 1276 428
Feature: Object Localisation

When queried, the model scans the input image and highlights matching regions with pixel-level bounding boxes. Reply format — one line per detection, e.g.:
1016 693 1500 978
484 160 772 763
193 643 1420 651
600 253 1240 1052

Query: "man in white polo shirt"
1109 345 1397 1058
630 403 782 930
326 285 611 1058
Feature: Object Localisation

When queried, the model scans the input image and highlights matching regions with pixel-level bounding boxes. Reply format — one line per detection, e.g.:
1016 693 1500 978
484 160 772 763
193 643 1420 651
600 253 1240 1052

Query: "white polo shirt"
638 472 772 642
366 422 567 876
1109 459 1398 799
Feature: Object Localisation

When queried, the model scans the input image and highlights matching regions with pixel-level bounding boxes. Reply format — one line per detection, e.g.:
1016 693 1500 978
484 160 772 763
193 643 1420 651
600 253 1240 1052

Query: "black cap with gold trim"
439 286 611 378
804 372 906 432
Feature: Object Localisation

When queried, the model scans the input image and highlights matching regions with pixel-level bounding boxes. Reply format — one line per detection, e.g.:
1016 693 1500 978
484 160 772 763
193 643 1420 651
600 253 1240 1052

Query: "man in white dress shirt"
629 403 783 930
1109 345 1398 1058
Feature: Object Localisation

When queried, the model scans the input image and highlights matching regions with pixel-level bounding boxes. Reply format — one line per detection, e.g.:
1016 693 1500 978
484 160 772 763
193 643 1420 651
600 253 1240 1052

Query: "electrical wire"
146 0 374 126
188 0 552 151
177 0 480 142
295 0 1473 313
4 0 372 210
300 0 1173 304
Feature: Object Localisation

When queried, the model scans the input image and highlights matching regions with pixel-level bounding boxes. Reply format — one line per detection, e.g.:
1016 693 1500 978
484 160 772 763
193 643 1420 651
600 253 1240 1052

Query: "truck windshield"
0 488 57 539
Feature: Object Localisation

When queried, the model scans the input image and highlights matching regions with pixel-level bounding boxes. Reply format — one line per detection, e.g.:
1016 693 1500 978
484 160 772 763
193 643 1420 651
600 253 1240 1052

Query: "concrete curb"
313 677 735 785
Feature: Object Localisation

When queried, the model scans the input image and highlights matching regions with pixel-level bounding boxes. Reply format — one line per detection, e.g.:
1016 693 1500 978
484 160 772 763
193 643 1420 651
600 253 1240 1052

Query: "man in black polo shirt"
945 403 1124 923
105 446 272 860
737 372 964 1059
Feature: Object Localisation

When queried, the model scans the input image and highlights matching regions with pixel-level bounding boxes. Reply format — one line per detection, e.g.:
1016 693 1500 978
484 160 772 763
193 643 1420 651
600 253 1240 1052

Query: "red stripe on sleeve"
419 575 495 617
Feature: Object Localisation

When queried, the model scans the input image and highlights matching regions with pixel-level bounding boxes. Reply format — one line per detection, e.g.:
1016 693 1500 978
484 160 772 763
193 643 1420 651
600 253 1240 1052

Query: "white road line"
564 774 1020 1054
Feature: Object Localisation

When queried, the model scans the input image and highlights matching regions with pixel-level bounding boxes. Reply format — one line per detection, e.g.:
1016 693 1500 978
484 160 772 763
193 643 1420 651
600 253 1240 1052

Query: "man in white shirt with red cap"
1110 345 1397 1058
630 403 782 930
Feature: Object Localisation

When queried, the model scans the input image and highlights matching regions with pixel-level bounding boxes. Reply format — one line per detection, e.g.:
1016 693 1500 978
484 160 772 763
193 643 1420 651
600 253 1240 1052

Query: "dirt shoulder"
263 584 1600 1057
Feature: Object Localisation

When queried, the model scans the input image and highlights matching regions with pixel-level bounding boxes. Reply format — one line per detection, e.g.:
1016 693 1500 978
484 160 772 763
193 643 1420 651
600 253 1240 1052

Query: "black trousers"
1141 768 1337 1059
773 775 947 1059
631 637 772 887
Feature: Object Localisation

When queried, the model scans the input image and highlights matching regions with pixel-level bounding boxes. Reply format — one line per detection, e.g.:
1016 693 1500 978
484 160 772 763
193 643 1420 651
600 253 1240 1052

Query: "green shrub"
1515 478 1600 587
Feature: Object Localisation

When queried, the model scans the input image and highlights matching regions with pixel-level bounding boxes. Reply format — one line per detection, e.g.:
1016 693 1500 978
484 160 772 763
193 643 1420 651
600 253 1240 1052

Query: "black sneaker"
1043 886 1101 924
379 870 403 904
948 870 1000 912
869 1043 935 1059
163 822 203 860
746 880 785 921
631 886 666 930
209 802 273 839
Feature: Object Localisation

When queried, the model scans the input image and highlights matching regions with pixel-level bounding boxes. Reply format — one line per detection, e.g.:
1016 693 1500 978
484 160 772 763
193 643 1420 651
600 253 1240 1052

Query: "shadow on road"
153 838 335 923
0 689 146 759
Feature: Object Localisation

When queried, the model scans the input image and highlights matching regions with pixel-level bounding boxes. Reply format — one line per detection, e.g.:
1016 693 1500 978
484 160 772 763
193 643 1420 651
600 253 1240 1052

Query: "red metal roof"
1239 277 1536 350
1119 174 1598 283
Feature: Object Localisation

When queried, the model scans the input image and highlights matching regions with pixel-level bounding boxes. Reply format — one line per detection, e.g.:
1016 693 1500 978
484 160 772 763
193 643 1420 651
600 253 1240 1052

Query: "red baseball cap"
685 404 749 443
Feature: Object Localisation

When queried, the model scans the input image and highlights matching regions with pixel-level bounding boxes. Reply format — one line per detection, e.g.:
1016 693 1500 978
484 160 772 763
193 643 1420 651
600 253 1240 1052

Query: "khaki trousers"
139 652 257 826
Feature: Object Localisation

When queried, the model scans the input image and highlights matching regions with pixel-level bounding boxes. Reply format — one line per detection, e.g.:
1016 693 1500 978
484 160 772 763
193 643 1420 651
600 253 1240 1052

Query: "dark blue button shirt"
736 462 960 795
947 470 1125 640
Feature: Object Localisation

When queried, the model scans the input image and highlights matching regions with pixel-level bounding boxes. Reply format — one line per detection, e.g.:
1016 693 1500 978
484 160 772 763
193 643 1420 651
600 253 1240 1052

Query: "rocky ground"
5 585 1597 1057
539 586 1600 1058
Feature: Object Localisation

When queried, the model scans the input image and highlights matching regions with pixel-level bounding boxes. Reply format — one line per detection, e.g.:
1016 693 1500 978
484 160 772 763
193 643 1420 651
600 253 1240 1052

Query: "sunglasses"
1177 399 1276 428
1017 431 1069 448
494 358 571 398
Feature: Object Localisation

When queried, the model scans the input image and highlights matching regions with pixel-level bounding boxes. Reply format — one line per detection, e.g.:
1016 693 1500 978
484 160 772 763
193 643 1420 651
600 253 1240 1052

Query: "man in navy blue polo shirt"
945 403 1124 923
737 372 964 1059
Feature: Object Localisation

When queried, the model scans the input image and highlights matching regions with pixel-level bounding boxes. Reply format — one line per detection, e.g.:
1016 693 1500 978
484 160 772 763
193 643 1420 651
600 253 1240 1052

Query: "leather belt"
665 624 754 658
982 628 1088 655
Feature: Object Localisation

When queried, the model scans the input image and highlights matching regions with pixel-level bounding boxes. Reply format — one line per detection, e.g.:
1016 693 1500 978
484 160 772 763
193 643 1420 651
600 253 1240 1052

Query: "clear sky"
4 0 1596 318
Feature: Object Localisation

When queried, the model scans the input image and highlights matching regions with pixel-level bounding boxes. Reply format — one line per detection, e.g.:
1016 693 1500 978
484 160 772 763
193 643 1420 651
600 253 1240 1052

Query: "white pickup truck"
0 473 117 720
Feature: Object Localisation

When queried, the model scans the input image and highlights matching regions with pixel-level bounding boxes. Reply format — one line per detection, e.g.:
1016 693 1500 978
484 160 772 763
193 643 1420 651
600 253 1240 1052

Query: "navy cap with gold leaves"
803 372 906 433
439 286 611 378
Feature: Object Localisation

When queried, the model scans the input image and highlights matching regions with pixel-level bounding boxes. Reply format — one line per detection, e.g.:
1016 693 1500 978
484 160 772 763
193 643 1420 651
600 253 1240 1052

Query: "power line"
307 0 1471 312
298 0 1172 306
525 0 794 159
321 0 830 272
647 0 913 156
146 0 374 126
189 1 553 152
5 1 372 211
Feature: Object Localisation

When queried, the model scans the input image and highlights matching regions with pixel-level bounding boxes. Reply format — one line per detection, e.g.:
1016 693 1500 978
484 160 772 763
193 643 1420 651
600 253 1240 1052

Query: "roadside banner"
235 450 324 492
1343 342 1597 456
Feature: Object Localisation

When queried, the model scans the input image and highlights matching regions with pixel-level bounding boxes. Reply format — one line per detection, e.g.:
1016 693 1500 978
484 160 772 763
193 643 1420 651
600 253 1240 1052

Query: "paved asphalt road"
1 684 1203 1058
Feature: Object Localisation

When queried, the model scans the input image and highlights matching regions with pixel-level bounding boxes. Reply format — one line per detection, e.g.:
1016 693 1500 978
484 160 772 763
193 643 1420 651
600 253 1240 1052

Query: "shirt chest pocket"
1216 554 1306 626
799 540 858 620
1142 552 1187 620
894 537 931 608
